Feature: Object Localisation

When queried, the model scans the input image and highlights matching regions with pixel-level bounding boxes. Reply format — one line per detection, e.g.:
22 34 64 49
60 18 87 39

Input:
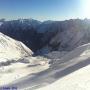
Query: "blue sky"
0 0 89 21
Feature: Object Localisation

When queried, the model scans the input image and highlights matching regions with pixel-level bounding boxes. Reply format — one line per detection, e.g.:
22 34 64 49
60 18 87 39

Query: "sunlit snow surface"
0 33 49 87
0 57 49 86
38 65 90 90
0 32 90 90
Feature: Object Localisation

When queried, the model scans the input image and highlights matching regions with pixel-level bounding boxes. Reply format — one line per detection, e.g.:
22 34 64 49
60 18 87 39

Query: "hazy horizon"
0 0 90 21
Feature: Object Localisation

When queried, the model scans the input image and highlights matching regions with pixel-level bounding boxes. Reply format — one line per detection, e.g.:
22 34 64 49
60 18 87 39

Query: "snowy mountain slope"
38 65 90 90
0 57 49 86
3 43 90 90
37 19 90 54
0 32 49 86
0 32 33 62
0 19 42 51
44 51 68 59
37 21 54 33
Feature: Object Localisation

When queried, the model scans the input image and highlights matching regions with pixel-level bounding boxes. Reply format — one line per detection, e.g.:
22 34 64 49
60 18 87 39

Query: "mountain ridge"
0 19 90 54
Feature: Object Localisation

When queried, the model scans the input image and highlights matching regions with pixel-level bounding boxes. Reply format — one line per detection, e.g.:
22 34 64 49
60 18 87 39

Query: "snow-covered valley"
0 19 90 90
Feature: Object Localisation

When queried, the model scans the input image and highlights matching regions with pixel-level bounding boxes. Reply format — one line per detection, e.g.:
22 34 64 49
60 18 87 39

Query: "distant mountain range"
0 19 90 54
